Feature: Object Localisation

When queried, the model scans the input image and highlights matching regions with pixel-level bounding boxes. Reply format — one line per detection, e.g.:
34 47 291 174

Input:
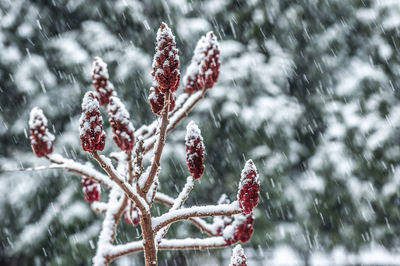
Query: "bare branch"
152 202 242 233
93 187 124 266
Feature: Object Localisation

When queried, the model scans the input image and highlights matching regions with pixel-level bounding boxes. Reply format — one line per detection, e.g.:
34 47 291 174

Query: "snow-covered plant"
20 23 259 266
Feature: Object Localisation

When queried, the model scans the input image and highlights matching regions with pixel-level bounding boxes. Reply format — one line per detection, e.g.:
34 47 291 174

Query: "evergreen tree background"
1 0 400 265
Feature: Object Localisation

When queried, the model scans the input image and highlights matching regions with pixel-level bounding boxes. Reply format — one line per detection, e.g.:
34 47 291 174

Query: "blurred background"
1 0 400 265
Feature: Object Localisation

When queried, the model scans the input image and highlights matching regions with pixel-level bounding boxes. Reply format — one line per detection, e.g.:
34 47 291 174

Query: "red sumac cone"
29 107 55 157
92 56 116 106
223 213 254 245
82 178 100 203
229 245 247 266
200 32 220 89
185 121 205 179
107 96 135 152
234 214 254 243
148 84 176 116
152 23 180 93
183 31 220 94
79 91 106 152
124 204 140 226
238 160 260 214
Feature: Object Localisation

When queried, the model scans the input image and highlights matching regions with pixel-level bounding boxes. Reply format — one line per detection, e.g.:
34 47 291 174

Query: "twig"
142 90 171 194
154 193 215 236
142 90 206 153
152 202 242 233
91 151 148 213
107 236 228 262
155 176 195 242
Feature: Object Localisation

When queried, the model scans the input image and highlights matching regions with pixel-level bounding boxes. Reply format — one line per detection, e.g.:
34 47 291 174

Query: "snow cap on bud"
79 91 106 152
82 178 100 203
223 213 254 245
229 245 247 266
152 22 180 93
200 32 220 89
29 107 55 157
184 31 220 94
107 96 135 151
92 56 116 106
185 121 205 179
124 204 140 226
148 83 176 116
238 160 260 214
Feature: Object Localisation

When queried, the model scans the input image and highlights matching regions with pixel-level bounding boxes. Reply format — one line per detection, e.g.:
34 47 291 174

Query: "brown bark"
140 212 158 266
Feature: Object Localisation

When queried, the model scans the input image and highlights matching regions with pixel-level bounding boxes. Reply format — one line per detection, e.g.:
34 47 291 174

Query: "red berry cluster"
82 178 101 203
79 91 106 152
124 204 140 226
229 245 247 266
92 56 116 106
200 32 220 89
148 84 176 116
238 160 260 214
29 107 55 158
184 31 220 94
152 23 180 94
223 213 254 245
107 96 135 152
185 121 205 180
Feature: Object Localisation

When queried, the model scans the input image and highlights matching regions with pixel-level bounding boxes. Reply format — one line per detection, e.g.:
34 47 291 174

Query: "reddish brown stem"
91 151 147 213
142 90 171 194
143 89 207 154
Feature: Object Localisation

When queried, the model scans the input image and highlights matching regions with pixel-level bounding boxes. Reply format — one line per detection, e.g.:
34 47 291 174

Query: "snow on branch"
152 202 242 233
154 192 216 236
155 176 195 242
108 236 229 261
158 237 228 251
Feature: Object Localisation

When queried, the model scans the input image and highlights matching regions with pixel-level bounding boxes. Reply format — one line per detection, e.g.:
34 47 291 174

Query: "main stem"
141 212 157 265
142 90 171 265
